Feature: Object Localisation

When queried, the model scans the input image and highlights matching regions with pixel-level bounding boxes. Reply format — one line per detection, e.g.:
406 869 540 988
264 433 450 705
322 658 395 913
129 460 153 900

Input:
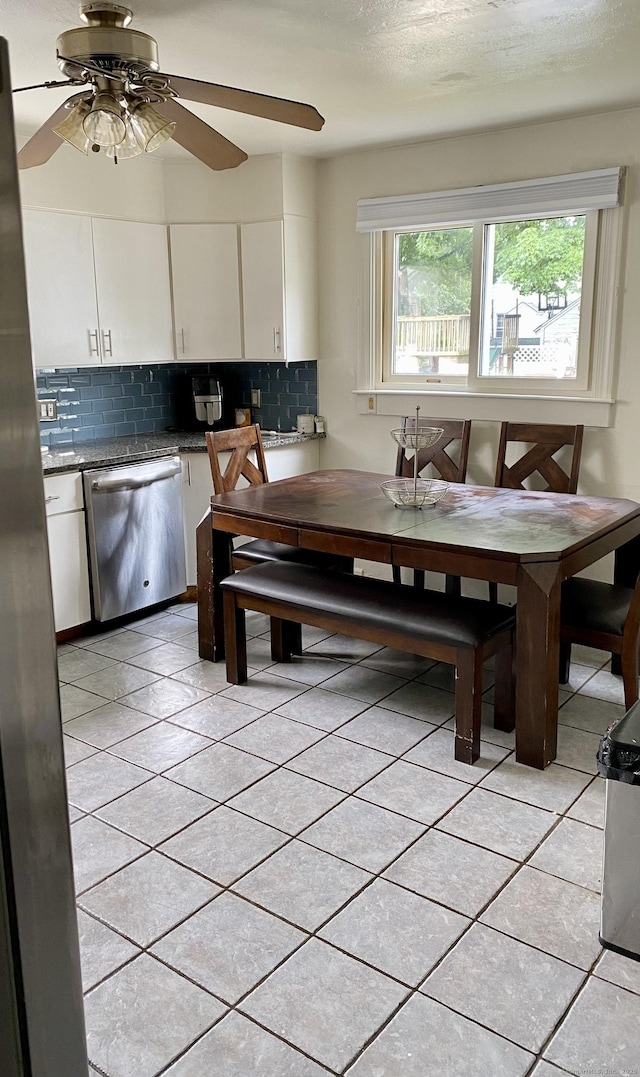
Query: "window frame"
356 169 624 419
378 210 601 397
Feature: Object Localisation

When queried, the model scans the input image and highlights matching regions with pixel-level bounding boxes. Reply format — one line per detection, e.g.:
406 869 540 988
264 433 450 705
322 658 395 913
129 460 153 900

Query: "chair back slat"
495 422 583 494
395 417 471 484
206 424 269 495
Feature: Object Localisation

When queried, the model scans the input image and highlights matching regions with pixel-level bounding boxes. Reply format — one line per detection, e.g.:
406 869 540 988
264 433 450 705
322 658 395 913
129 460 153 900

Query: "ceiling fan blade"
158 73 324 131
17 101 73 169
155 99 248 171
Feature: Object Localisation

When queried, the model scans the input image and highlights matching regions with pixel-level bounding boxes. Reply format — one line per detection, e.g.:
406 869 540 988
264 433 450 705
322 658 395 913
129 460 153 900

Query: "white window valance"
355 167 624 232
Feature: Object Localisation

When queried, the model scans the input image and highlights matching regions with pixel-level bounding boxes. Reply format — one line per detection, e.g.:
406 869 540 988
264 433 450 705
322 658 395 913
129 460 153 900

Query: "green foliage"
397 229 472 316
397 216 586 315
493 217 585 297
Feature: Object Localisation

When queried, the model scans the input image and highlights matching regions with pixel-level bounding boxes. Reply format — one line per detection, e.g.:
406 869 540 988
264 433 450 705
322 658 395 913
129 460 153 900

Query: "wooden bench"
220 562 515 764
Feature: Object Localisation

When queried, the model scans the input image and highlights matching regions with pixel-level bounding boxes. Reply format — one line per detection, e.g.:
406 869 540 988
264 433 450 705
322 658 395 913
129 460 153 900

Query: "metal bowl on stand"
381 409 446 508
380 476 449 508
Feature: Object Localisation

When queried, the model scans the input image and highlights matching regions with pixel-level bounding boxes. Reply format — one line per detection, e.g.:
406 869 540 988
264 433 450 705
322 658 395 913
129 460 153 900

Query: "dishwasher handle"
89 458 182 492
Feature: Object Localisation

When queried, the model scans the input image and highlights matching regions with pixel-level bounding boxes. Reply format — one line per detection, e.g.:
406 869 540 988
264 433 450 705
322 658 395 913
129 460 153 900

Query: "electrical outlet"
250 388 261 407
38 399 57 421
367 395 375 411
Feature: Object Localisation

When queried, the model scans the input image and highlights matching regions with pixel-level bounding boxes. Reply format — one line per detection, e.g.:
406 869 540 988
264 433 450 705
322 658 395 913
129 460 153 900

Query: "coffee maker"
172 374 231 432
193 376 223 427
174 371 241 432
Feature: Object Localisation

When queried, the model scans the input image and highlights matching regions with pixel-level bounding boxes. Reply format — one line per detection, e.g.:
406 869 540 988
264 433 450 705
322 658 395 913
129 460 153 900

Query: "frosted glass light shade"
130 102 175 153
105 122 144 159
82 92 127 147
53 103 92 154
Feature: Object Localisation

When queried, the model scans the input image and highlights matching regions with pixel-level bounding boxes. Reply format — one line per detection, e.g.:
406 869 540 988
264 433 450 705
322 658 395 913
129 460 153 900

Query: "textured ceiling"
2 0 639 159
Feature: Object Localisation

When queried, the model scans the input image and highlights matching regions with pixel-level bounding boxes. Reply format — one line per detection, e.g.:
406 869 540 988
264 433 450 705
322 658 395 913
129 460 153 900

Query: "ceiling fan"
15 2 324 172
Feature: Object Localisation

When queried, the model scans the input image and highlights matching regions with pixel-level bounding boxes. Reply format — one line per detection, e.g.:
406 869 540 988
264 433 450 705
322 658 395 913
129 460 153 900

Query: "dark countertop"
42 431 324 475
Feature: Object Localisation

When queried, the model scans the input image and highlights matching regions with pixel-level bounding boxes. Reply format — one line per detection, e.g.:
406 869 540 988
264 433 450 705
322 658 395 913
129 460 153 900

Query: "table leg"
514 561 562 769
196 509 231 663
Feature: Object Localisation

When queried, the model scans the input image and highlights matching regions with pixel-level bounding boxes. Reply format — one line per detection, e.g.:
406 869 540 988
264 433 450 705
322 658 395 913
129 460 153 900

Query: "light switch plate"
250 388 261 407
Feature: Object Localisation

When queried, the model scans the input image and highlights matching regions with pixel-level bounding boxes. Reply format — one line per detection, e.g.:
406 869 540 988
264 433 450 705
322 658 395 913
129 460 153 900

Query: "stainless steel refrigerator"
0 38 88 1076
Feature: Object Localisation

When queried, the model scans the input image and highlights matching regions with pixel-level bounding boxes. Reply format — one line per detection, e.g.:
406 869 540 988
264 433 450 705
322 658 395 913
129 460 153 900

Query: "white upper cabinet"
22 201 318 368
169 223 242 361
91 218 174 365
241 220 285 361
22 210 174 368
22 210 101 368
241 216 317 363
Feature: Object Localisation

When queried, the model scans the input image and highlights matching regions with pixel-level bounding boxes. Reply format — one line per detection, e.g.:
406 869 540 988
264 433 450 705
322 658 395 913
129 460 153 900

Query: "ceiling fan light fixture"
105 120 144 159
53 101 92 154
129 101 175 153
82 91 127 146
16 4 324 173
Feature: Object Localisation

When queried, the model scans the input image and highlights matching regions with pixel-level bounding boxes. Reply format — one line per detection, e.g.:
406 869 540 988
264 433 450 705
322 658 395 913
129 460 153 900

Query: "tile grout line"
65 610 622 1076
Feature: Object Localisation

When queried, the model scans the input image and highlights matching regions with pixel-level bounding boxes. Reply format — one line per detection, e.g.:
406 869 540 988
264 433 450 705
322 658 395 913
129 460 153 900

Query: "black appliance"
174 373 240 432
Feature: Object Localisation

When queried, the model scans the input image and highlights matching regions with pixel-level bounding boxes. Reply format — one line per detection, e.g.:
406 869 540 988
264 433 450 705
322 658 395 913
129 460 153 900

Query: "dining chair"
560 574 640 710
392 416 471 593
494 422 584 494
489 421 584 602
206 424 352 650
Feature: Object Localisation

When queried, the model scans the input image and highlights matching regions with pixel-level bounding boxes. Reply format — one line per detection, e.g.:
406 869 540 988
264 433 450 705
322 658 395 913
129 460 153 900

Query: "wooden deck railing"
397 314 471 356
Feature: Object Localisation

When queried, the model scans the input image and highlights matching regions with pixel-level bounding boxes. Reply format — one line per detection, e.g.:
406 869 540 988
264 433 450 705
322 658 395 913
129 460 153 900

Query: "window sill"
353 389 614 426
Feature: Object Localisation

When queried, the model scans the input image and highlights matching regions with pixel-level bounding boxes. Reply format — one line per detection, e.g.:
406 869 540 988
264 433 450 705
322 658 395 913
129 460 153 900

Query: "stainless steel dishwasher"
83 456 187 621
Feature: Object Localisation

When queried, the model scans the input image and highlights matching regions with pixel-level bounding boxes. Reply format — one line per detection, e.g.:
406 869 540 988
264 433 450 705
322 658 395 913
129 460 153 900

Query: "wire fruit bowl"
381 477 449 509
383 407 447 508
390 426 444 452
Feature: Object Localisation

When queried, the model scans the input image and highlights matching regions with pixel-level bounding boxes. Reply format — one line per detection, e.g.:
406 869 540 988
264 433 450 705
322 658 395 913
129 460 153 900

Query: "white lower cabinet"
181 441 321 586
44 473 91 632
181 453 215 588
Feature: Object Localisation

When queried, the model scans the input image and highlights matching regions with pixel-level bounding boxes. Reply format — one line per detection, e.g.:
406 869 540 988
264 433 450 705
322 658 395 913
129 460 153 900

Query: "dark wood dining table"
196 469 640 769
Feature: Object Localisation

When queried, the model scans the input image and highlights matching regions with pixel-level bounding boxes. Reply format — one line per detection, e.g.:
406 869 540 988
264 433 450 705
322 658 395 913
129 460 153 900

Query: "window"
387 226 473 381
358 169 623 404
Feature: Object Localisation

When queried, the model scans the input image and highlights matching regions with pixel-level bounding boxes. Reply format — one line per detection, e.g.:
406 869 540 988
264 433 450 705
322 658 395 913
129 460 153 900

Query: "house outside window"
357 168 624 412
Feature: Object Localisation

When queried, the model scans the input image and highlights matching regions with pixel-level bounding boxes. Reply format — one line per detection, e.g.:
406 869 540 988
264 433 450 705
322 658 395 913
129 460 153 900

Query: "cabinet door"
181 454 214 586
92 218 174 365
266 440 320 481
22 210 100 369
46 512 91 632
241 220 285 361
44 473 91 631
180 444 321 585
170 224 242 360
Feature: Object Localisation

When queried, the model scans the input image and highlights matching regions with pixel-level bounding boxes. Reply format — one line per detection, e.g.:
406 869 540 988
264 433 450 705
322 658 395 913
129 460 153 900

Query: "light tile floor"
59 604 640 1077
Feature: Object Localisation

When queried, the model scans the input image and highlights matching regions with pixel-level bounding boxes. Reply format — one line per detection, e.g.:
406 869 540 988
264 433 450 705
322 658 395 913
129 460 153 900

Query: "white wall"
163 154 284 222
163 153 317 222
18 144 317 225
18 140 166 221
316 108 640 503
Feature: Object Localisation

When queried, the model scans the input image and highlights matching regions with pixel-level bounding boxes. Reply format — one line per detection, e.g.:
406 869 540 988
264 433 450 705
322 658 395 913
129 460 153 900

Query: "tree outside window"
394 215 586 380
